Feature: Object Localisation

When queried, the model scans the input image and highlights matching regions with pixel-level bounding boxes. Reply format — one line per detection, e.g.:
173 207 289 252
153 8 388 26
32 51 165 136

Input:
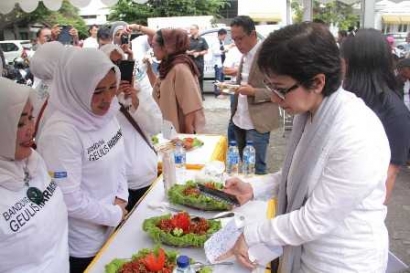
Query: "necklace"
23 163 44 205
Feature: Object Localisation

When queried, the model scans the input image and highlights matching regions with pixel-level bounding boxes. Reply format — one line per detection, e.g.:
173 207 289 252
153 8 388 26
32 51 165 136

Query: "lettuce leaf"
105 246 178 273
168 181 231 211
142 214 222 247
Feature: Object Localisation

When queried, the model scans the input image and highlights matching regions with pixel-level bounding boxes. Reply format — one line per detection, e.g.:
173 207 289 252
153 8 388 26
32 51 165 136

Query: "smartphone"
58 25 72 45
118 60 135 83
120 34 129 45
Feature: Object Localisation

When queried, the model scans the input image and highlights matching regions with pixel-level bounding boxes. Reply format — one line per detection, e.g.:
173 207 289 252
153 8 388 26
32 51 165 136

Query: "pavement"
201 92 410 267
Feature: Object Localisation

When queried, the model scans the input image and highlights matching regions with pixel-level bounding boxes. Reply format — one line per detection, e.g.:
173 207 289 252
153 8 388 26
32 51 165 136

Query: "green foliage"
291 0 359 30
109 0 229 24
0 0 87 39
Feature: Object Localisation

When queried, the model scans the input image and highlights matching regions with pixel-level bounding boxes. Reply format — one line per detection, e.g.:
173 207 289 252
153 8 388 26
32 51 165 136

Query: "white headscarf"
110 21 128 41
30 41 64 83
99 44 125 59
0 78 40 191
48 48 120 131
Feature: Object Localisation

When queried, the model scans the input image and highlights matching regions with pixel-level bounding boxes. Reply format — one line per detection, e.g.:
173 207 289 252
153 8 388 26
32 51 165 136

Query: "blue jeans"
227 94 236 143
233 124 270 175
214 65 224 96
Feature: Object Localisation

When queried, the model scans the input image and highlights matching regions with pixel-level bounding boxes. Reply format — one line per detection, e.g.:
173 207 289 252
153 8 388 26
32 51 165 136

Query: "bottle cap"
246 140 253 145
176 255 190 268
229 140 237 146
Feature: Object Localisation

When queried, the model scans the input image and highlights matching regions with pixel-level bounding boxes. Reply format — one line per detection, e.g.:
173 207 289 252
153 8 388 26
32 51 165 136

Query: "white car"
0 40 33 64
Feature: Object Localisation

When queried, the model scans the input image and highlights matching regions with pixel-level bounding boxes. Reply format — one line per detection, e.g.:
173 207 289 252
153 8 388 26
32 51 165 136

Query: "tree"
291 0 359 30
0 0 87 39
109 0 229 25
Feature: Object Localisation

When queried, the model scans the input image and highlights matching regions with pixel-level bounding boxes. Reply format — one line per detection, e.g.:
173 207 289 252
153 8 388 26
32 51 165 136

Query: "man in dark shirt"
187 24 209 100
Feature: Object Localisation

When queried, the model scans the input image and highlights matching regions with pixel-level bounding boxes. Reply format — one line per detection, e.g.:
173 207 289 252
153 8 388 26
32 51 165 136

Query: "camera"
120 34 129 45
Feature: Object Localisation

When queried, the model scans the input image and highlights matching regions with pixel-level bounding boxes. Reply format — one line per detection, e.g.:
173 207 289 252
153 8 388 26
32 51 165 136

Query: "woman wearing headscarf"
152 28 205 133
222 23 390 272
0 78 69 272
37 48 128 272
110 21 133 61
30 41 65 138
100 44 162 211
341 29 410 203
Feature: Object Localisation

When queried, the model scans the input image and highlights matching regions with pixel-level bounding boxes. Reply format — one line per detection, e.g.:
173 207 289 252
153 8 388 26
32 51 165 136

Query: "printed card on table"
162 120 178 140
204 217 245 264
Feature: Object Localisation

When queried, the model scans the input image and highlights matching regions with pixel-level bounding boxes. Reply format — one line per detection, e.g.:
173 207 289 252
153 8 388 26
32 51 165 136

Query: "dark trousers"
70 256 94 273
126 185 151 212
232 123 270 175
214 65 224 96
198 65 205 100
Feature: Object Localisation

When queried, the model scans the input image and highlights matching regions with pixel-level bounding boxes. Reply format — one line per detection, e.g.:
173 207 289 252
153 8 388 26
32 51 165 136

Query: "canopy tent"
0 0 148 14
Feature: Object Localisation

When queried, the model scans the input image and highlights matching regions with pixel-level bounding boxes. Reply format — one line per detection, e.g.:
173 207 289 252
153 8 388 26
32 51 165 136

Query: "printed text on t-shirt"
87 129 122 161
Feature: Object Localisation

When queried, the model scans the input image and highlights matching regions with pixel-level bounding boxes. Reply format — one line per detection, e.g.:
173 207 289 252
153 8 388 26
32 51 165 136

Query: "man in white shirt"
212 28 228 97
230 16 279 174
83 24 99 49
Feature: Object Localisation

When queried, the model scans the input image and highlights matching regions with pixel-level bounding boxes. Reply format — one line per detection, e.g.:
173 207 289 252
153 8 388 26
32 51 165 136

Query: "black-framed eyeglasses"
263 79 300 100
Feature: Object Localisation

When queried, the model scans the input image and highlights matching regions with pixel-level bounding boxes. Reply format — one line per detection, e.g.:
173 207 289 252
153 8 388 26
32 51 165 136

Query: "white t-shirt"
223 46 242 83
117 86 162 189
38 114 128 258
83 37 99 49
233 43 261 130
0 151 69 273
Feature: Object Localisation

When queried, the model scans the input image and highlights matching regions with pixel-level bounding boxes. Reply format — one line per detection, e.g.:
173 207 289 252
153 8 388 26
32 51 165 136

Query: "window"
0 43 19 52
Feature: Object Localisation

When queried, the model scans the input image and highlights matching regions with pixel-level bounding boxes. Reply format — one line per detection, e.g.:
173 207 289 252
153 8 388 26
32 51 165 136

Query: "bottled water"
174 142 186 184
162 149 176 191
173 255 195 273
242 140 256 177
226 141 239 176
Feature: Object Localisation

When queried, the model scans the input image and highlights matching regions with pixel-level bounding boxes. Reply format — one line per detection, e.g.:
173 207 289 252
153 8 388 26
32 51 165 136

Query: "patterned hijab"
158 28 199 79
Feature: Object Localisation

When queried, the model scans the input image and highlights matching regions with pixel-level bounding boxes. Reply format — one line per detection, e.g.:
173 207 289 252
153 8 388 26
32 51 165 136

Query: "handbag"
119 103 157 155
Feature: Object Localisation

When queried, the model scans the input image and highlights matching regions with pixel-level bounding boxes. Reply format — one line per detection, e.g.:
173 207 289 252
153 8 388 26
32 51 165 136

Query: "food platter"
167 181 232 211
142 212 221 247
172 137 204 151
214 81 239 95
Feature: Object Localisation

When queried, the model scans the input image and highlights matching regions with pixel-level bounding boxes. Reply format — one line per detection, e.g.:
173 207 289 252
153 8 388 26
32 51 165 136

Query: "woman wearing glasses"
223 23 390 272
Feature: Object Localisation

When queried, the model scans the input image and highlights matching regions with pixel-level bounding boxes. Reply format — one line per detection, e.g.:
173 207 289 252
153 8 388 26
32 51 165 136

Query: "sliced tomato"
141 248 166 272
170 212 191 232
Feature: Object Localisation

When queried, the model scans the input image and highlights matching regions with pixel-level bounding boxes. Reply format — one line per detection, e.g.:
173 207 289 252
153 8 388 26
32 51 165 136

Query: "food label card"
162 120 178 140
204 216 245 264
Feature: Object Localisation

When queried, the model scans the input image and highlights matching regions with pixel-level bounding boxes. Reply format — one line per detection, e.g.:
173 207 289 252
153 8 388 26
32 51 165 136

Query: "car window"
20 42 32 50
0 43 19 52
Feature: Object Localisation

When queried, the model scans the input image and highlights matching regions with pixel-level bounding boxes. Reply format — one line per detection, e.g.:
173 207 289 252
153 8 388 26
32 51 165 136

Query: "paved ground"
201 92 410 267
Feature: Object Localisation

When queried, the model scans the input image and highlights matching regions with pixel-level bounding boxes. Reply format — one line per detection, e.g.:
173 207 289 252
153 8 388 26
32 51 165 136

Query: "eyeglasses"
263 79 300 100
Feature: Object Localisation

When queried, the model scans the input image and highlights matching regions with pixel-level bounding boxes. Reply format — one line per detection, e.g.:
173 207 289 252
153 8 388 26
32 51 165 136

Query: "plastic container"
174 142 186 184
162 149 177 191
226 141 239 176
172 255 195 273
242 140 256 177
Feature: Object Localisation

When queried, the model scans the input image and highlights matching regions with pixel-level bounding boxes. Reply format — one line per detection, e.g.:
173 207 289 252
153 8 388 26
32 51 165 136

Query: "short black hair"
258 22 341 97
36 27 50 38
88 24 98 34
218 28 227 36
230 15 255 35
97 26 111 42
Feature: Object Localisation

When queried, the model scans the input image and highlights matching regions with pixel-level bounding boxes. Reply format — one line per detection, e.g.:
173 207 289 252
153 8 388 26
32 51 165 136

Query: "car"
396 42 410 58
199 27 265 80
0 40 34 64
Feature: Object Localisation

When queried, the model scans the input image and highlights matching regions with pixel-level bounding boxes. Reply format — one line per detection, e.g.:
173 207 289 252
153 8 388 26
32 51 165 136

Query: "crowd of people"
1 15 410 273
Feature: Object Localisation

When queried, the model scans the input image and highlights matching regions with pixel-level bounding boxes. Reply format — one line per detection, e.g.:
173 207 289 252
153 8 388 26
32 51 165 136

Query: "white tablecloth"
85 171 269 273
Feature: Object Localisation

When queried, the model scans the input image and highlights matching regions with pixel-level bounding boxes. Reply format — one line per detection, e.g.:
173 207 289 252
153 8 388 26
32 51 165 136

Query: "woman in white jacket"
37 48 128 272
100 44 162 211
0 78 69 273
223 22 390 273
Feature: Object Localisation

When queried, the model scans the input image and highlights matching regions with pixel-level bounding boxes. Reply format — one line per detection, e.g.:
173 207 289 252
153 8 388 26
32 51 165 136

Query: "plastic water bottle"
162 149 177 192
173 255 194 273
242 140 256 177
226 141 239 176
174 142 186 184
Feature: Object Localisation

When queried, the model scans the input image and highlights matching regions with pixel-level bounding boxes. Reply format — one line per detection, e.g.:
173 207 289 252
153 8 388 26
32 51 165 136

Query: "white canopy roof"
0 0 148 14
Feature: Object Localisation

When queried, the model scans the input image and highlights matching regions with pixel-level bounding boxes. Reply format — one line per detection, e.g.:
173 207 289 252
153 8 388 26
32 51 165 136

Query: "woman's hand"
114 197 128 220
224 177 254 205
119 81 139 109
217 234 256 270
